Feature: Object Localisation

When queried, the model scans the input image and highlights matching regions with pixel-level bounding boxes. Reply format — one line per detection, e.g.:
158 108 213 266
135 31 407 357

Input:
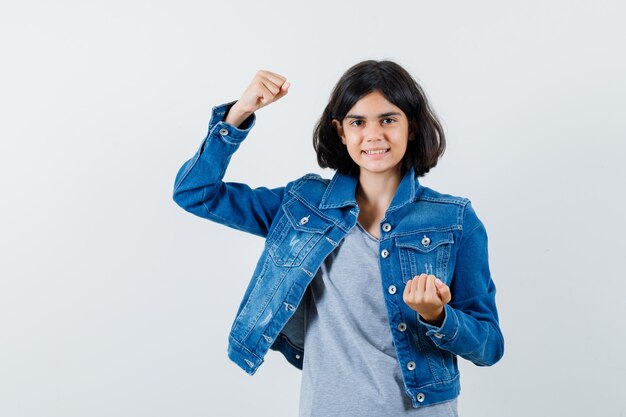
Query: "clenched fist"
225 70 290 127
403 274 452 327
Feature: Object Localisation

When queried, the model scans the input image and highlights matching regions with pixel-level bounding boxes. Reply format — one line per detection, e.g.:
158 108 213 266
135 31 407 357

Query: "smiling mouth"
362 149 390 155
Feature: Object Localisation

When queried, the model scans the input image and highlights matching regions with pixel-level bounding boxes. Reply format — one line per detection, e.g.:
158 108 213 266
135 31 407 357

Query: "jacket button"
219 128 229 136
398 322 407 332
388 285 397 295
434 333 443 339
417 393 425 402
382 223 392 232
407 361 416 370
381 249 389 258
299 216 310 225
421 235 431 247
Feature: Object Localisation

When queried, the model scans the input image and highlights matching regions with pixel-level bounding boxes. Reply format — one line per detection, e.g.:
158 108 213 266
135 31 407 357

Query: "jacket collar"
319 166 420 212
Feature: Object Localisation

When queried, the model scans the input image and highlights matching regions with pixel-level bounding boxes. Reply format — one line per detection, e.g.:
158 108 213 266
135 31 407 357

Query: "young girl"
173 60 504 416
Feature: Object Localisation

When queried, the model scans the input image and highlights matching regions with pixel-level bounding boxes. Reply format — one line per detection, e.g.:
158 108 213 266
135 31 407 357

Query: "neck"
355 167 403 213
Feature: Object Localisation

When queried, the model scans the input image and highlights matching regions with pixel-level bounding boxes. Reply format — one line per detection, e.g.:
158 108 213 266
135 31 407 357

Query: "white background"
1 1 625 416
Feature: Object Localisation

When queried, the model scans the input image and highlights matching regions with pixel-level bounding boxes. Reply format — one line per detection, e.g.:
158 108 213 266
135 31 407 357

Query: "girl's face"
332 91 411 180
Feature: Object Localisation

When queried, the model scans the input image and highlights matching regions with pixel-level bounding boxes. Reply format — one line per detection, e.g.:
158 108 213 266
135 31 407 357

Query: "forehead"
346 91 404 116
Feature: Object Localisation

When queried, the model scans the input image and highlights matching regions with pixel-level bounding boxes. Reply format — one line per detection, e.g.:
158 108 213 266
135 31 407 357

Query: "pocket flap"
282 199 331 234
395 231 454 253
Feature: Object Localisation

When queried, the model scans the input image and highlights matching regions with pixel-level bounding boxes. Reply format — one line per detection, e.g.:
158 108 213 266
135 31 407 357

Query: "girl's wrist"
224 102 253 128
420 308 445 327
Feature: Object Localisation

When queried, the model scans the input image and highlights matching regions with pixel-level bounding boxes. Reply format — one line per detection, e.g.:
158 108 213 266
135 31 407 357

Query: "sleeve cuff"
207 101 257 145
209 100 256 143
418 304 460 344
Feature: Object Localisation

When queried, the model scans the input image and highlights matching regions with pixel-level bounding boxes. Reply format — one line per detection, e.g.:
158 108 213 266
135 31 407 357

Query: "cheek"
348 145 360 156
394 141 409 159
343 136 358 150
345 144 363 160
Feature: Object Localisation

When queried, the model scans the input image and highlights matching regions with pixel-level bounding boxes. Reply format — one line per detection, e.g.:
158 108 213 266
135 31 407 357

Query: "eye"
349 120 364 127
382 118 396 124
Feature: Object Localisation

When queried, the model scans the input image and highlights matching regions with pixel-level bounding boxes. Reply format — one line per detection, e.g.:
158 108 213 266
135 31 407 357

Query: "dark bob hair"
313 60 446 177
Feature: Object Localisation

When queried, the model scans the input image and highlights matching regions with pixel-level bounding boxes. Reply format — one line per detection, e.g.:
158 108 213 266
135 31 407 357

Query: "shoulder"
291 172 330 186
417 185 471 207
415 185 483 233
286 173 331 198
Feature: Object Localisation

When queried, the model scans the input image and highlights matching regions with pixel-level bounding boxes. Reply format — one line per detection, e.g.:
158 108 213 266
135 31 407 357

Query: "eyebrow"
344 112 402 119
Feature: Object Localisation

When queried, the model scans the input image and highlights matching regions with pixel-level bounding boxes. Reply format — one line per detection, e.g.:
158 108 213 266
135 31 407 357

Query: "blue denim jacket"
172 102 504 408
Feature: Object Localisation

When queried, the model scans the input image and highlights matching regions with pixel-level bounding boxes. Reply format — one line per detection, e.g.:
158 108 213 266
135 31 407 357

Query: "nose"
364 122 384 141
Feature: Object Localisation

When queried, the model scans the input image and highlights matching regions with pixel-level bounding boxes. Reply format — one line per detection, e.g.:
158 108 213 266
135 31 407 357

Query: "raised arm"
172 71 292 238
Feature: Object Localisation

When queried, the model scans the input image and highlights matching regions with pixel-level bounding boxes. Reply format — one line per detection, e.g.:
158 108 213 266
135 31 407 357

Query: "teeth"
365 149 388 155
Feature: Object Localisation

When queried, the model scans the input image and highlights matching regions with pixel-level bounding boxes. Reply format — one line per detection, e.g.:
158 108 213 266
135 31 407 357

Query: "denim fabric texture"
172 102 504 408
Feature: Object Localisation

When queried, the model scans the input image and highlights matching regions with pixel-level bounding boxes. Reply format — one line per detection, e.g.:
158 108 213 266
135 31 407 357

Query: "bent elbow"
172 180 219 214
466 324 505 367
476 330 505 367
478 344 504 367
172 187 194 212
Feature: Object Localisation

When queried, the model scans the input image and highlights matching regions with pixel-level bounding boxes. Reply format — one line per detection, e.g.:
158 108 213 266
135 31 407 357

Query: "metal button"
219 128 229 136
295 354 301 360
381 249 389 258
382 223 392 232
417 393 425 402
388 285 397 295
398 322 407 332
407 361 416 371
299 216 310 225
434 333 443 339
421 235 431 247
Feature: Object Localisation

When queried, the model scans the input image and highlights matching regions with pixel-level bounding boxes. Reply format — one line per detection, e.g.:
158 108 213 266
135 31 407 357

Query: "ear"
332 119 346 145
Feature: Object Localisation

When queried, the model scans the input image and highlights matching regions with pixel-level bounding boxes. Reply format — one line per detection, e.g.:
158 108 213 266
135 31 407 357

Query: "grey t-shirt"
298 222 458 417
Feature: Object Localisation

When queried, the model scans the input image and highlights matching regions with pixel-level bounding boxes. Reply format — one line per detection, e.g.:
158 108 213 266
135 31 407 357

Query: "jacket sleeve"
418 202 505 366
172 101 286 238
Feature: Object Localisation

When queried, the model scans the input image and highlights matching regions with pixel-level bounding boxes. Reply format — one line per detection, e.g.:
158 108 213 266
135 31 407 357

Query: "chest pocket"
267 198 332 267
395 231 455 283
